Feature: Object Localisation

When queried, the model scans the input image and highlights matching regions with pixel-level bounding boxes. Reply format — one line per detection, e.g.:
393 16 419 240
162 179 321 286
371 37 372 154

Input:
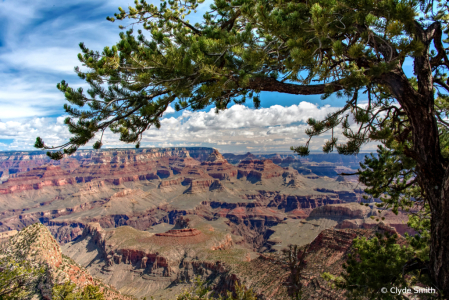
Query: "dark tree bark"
248 77 344 95
379 21 449 294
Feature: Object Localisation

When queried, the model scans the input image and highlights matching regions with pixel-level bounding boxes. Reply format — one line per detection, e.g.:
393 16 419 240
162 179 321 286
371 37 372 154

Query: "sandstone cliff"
0 148 368 247
1 223 132 300
0 148 415 300
61 217 249 299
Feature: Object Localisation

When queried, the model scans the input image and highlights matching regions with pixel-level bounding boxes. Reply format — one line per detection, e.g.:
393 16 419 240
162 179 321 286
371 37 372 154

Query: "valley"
0 147 411 299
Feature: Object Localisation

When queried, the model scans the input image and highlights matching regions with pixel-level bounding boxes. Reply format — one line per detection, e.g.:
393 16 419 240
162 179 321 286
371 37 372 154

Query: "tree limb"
430 23 449 68
434 78 449 93
247 77 344 95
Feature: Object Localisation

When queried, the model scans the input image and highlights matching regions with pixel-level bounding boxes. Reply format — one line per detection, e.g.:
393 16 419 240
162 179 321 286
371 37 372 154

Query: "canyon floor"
0 147 411 299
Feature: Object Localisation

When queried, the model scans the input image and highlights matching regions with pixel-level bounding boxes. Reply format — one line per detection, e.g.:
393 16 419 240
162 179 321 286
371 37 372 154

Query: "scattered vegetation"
322 233 416 299
280 244 310 300
0 250 47 299
0 225 48 299
52 281 105 300
321 202 436 299
175 276 257 300
0 224 106 300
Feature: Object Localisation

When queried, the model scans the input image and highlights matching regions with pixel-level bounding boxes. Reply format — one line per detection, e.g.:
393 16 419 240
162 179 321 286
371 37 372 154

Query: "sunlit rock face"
0 148 411 299
0 147 368 245
3 223 131 300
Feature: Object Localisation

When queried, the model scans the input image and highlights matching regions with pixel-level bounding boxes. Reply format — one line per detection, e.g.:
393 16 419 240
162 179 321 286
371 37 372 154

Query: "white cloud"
0 73 67 119
1 48 83 74
181 102 337 132
164 106 175 115
0 0 213 121
0 102 380 153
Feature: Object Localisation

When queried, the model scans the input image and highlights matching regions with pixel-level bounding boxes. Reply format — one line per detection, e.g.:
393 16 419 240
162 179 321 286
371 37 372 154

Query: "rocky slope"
2 220 413 300
61 216 249 299
62 218 403 299
1 223 132 300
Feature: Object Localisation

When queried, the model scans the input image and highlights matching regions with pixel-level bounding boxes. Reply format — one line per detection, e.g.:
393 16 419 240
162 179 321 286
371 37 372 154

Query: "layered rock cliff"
0 148 369 246
0 148 414 299
61 217 248 299
1 223 132 300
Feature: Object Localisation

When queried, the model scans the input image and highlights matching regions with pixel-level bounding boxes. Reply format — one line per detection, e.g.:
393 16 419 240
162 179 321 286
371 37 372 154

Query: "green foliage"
323 233 416 300
346 126 435 295
323 194 434 298
0 225 48 299
359 145 417 215
52 282 105 300
176 277 211 300
220 282 257 300
175 276 256 300
406 206 431 263
0 253 46 299
52 281 79 300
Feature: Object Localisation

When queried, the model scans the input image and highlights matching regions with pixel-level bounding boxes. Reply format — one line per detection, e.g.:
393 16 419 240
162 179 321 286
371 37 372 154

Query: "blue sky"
0 0 413 153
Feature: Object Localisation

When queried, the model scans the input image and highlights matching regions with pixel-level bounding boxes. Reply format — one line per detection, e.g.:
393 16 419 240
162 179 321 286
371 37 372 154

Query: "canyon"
0 147 410 299
2 222 132 300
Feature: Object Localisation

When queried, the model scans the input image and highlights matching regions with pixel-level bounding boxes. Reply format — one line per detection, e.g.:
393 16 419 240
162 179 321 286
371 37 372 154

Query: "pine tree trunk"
383 63 449 294
404 91 449 295
430 201 449 295
411 112 449 295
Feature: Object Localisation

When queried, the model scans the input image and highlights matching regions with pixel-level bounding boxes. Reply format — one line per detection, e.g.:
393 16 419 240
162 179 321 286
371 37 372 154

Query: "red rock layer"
155 228 201 237
184 179 215 193
309 228 361 252
0 149 312 197
158 178 183 188
237 159 284 180
149 230 208 246
0 148 214 195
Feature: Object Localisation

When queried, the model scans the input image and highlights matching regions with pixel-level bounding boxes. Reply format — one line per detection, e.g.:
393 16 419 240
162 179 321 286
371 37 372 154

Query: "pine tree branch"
435 112 449 129
220 10 241 31
246 77 344 95
434 78 449 93
430 23 449 69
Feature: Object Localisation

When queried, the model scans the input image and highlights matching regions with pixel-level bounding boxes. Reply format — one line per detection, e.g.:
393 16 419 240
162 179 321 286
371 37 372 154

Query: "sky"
0 0 413 154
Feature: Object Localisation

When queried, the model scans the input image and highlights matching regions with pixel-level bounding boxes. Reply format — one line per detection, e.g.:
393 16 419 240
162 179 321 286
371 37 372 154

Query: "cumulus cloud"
181 102 336 131
164 106 176 115
0 103 380 153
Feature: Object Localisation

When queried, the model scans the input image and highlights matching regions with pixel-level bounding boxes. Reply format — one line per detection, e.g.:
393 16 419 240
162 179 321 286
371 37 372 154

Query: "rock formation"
336 175 346 182
309 202 371 218
1 223 131 300
61 218 243 299
0 147 367 245
237 159 284 181
0 147 416 299
0 148 214 195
